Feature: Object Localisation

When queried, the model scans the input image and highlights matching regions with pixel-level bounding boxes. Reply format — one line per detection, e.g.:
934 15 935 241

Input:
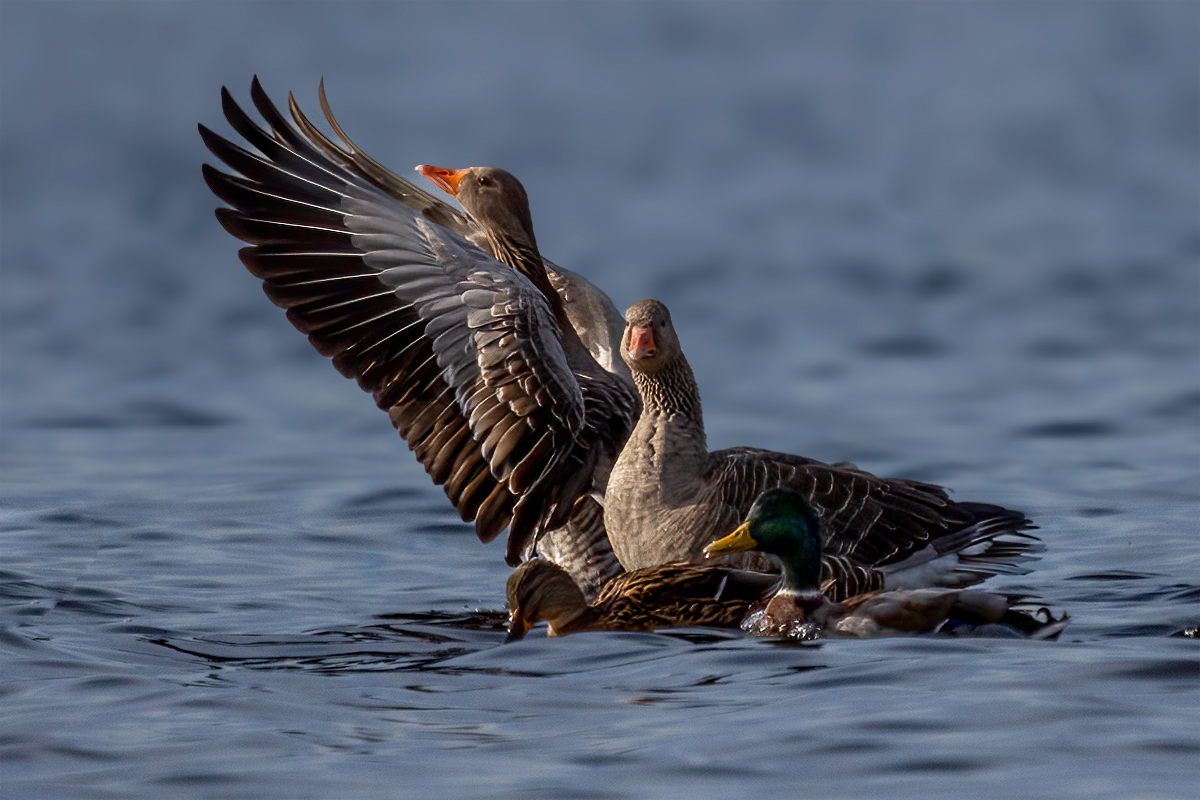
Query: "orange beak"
627 325 656 360
416 164 470 196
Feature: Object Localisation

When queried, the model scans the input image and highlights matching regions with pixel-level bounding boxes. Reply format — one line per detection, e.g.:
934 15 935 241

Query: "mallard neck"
632 354 704 427
548 604 601 636
761 512 823 593
741 491 825 593
777 552 823 595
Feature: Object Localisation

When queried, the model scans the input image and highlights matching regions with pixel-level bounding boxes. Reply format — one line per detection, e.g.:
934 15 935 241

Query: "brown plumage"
199 78 636 575
505 559 777 640
607 299 1040 600
415 163 640 592
742 587 1067 639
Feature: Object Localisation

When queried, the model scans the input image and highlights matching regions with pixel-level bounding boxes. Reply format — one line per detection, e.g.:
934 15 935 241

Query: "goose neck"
632 354 704 426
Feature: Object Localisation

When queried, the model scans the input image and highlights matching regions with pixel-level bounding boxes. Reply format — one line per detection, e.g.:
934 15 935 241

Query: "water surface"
2 3 1198 799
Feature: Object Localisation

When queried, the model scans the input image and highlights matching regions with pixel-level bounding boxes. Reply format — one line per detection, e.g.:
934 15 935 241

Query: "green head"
704 489 823 591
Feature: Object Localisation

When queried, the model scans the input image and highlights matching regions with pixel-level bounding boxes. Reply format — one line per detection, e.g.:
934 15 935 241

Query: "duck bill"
704 522 757 557
627 325 657 360
417 164 469 196
504 613 532 643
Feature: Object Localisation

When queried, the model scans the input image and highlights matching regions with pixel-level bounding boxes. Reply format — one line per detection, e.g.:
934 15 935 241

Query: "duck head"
505 559 590 641
704 488 824 591
622 299 683 375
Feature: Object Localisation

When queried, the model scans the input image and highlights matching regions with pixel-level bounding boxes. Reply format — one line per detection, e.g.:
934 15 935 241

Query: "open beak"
416 164 470 196
504 612 532 643
627 325 656 360
704 522 757 557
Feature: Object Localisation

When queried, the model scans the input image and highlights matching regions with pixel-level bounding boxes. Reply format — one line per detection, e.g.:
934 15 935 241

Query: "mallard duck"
200 79 637 593
605 299 1039 599
505 559 777 641
705 489 1067 639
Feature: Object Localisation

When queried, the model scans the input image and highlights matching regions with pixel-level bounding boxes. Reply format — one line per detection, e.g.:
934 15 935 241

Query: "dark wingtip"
196 122 222 153
201 162 232 201
249 75 280 126
213 206 248 239
197 124 221 168
504 529 528 567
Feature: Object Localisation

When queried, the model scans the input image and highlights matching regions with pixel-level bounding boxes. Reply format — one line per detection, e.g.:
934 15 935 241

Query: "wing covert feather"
705 448 978 568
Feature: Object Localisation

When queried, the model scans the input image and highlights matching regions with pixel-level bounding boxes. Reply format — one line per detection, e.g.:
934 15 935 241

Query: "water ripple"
27 400 233 430
1017 420 1120 439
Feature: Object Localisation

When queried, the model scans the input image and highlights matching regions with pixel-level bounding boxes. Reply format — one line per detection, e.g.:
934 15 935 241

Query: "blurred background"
3 2 1196 451
1 3 1197 799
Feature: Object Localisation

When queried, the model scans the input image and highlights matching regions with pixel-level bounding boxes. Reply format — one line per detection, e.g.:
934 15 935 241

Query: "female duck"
505 559 776 641
704 489 1067 639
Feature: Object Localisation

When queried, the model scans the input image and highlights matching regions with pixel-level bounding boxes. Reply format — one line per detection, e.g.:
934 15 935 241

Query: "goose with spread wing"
199 78 637 588
606 299 1040 597
408 163 635 588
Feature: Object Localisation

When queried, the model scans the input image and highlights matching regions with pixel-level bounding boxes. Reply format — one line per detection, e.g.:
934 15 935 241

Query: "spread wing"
200 78 594 563
283 79 491 250
287 79 631 387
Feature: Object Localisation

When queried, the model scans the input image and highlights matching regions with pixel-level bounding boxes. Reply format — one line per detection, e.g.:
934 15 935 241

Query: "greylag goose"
415 165 630 383
199 78 637 586
704 489 1067 639
606 299 1039 597
504 559 777 641
409 163 636 590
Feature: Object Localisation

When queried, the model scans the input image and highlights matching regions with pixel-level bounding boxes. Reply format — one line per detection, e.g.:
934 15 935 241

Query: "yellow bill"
703 522 757 557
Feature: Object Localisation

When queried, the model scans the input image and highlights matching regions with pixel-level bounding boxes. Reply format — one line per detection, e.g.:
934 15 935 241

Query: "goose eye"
477 175 493 188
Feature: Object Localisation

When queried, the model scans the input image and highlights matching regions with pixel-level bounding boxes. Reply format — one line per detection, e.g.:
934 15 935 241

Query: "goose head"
417 165 538 251
418 164 556 301
622 299 683 375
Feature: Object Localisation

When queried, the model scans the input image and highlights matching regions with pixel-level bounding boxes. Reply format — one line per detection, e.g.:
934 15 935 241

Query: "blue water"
2 2 1198 798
